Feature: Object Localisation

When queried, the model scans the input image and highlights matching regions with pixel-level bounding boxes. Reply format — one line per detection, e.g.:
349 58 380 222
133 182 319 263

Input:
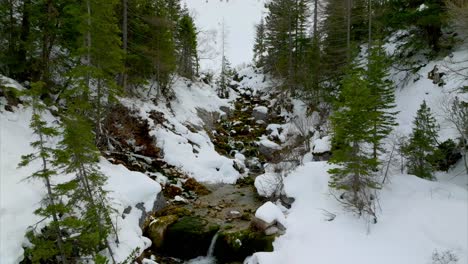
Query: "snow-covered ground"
0 81 161 263
248 162 468 264
248 43 468 263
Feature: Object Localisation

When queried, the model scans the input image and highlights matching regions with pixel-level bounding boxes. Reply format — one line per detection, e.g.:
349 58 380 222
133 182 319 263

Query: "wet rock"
226 210 242 219
163 216 220 259
164 184 183 198
182 178 211 196
264 226 279 236
146 215 179 249
136 192 167 228
250 216 271 231
156 205 191 218
214 228 275 263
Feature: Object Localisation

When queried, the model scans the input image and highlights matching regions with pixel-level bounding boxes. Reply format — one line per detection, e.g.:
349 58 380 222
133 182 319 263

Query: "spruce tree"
19 82 70 264
367 44 398 161
402 100 440 179
328 64 380 220
54 99 117 262
253 18 266 68
74 0 123 143
176 11 198 79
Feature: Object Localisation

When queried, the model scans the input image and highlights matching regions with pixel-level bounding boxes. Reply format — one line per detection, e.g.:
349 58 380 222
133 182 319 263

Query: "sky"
184 0 267 71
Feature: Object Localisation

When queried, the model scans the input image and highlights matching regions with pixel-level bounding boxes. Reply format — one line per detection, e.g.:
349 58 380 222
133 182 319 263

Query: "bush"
431 139 462 171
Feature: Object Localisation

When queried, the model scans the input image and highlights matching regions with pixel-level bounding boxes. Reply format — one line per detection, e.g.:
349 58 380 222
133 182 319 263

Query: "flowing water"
185 233 219 264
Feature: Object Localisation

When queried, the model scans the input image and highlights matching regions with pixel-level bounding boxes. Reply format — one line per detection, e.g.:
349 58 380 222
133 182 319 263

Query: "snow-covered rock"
255 201 286 227
253 106 269 121
312 136 331 154
255 173 282 198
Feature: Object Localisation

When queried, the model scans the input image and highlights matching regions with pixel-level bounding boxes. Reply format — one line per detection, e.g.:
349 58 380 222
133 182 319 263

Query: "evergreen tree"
402 100 440 179
367 44 398 160
328 64 380 220
176 10 198 79
216 56 234 99
74 0 123 143
253 18 266 68
55 102 117 262
263 0 310 93
19 82 69 264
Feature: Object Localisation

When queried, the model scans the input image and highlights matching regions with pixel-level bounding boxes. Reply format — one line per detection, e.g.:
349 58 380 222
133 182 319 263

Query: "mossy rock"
162 216 220 259
146 215 179 249
213 228 275 263
156 205 191 218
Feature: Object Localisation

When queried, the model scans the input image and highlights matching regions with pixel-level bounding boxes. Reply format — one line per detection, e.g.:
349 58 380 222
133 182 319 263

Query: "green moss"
214 228 275 263
163 216 220 259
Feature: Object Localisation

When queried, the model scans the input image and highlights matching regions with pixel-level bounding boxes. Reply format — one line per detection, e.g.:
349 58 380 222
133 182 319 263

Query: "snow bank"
100 159 161 262
122 78 241 184
312 136 331 153
0 106 45 264
0 104 161 263
249 162 468 264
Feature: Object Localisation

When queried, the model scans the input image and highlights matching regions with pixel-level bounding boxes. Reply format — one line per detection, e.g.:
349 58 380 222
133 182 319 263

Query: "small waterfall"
206 233 219 257
185 233 219 264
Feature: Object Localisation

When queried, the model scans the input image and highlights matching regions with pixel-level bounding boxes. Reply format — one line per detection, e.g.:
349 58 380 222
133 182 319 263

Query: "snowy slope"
0 80 161 263
247 43 468 263
185 0 267 70
121 77 242 184
248 162 468 264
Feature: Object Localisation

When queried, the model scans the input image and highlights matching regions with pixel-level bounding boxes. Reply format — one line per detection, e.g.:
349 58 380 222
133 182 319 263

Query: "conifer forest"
0 0 467 264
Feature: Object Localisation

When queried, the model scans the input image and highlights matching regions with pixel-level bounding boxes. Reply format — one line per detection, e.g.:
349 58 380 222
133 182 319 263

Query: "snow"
249 162 468 264
121 78 241 184
255 172 281 197
255 201 286 226
0 75 25 91
0 106 45 264
0 88 161 263
253 105 268 114
312 136 331 153
417 4 428 12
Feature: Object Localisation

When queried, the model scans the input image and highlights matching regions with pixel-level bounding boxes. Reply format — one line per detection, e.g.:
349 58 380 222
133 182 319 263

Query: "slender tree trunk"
78 165 116 264
37 125 68 264
19 0 31 81
368 0 372 51
287 3 294 94
121 0 128 93
86 0 92 88
346 0 352 61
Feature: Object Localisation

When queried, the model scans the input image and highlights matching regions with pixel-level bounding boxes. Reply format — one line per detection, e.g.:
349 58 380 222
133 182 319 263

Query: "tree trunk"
37 123 68 264
121 0 128 93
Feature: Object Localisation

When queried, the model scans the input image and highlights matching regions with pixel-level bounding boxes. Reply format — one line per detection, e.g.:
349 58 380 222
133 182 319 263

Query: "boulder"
252 106 269 121
162 216 220 259
146 215 179 249
214 228 275 263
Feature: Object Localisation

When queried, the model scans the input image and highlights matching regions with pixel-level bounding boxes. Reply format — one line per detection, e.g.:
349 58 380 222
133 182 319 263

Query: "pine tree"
402 100 440 179
19 82 70 264
367 44 398 161
217 56 234 99
328 64 380 220
253 18 266 68
55 102 117 262
176 10 198 79
263 0 310 93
